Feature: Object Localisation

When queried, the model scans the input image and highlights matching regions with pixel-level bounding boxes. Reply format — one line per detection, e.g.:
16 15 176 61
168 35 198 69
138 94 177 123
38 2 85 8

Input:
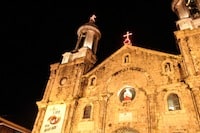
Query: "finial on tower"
123 31 132 45
89 14 96 23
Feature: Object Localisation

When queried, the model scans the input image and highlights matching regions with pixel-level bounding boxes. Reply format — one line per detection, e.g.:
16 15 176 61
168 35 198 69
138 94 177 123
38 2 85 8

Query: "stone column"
63 100 78 133
31 103 46 133
99 93 112 133
179 38 196 76
191 87 200 128
42 63 59 102
147 94 156 133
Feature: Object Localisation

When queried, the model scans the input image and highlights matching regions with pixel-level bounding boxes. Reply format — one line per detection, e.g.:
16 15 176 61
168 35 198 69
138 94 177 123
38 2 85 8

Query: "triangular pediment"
85 44 181 76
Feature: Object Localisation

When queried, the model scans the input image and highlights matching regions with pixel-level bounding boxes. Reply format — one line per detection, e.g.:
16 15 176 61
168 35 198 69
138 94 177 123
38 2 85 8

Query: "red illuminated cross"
123 31 132 44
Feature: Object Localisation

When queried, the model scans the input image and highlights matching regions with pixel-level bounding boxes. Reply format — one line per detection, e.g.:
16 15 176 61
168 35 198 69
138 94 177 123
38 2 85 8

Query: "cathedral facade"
32 1 200 133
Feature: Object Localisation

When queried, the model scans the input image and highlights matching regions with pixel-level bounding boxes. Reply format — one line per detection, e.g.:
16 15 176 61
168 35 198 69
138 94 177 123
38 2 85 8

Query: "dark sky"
4 0 179 130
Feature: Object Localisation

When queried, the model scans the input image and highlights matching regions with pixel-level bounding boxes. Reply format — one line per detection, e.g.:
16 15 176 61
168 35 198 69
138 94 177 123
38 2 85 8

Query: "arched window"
90 77 96 86
162 60 174 75
89 76 96 86
123 54 131 64
167 93 181 111
79 32 87 49
83 104 92 119
124 55 129 63
92 35 97 54
165 62 171 72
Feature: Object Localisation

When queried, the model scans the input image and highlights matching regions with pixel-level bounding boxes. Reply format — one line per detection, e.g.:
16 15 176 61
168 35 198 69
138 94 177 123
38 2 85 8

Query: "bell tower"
32 15 101 133
172 0 200 126
61 14 101 67
172 0 200 76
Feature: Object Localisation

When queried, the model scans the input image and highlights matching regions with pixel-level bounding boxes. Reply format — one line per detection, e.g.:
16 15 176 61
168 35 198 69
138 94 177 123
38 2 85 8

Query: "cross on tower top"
90 14 96 22
123 31 132 45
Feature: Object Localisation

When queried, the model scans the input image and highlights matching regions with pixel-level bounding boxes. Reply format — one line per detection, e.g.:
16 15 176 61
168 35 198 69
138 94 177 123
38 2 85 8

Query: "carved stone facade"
32 2 200 133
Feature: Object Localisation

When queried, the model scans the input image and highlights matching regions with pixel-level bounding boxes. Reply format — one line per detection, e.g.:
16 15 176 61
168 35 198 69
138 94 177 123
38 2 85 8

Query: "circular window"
60 77 67 85
119 87 136 102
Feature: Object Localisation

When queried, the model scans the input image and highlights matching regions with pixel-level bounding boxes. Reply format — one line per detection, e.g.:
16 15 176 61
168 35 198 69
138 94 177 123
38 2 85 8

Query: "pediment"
85 44 181 76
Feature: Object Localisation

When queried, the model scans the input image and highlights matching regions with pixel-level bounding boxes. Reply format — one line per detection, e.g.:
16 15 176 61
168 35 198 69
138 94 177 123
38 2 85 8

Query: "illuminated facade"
32 1 200 133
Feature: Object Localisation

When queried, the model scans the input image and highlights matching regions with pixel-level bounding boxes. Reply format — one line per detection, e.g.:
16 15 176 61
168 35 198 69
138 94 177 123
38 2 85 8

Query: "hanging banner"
40 104 67 133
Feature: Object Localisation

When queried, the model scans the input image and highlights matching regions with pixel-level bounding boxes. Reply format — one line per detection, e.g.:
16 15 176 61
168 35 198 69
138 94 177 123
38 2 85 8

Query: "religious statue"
123 88 132 101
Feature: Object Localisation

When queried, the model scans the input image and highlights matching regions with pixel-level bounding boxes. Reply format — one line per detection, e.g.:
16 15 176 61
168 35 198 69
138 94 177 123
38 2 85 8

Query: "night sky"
4 0 179 130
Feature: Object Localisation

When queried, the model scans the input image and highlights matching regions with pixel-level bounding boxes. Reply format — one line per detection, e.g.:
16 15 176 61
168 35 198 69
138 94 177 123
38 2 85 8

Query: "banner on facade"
40 104 67 133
